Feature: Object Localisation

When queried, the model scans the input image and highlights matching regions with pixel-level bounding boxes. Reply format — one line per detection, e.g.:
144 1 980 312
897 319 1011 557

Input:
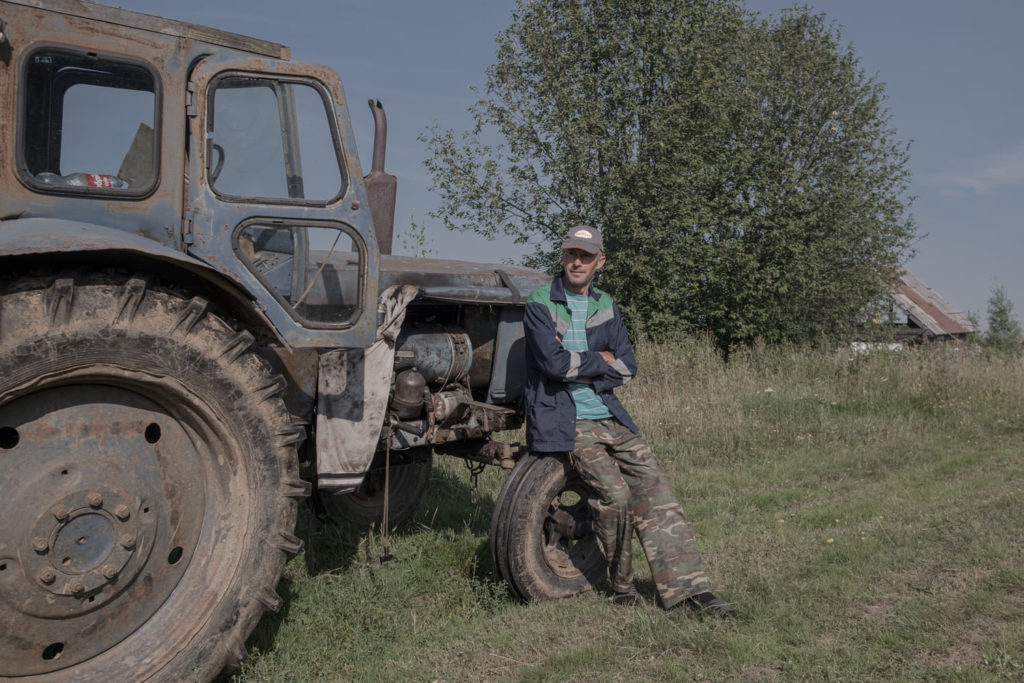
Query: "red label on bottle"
86 174 113 188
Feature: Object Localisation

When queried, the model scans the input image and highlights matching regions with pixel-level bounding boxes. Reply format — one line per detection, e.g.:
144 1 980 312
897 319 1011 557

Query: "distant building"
891 271 976 344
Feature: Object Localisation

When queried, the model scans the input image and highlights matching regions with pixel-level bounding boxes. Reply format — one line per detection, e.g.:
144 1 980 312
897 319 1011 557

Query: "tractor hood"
378 254 548 306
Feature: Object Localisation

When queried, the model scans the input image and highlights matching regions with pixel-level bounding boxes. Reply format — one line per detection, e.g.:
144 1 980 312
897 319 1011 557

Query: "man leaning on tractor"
521 225 736 617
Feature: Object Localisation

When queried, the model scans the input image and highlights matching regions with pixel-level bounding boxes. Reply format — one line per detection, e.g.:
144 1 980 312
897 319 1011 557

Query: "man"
522 225 736 618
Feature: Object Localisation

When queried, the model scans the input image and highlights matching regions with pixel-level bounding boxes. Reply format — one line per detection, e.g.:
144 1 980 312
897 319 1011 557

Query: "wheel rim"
0 377 229 676
540 475 605 581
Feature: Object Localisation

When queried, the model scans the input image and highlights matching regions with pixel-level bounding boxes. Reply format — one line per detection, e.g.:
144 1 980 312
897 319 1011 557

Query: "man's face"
562 248 606 294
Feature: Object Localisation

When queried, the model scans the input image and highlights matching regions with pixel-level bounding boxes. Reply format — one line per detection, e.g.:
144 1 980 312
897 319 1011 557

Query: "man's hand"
557 337 613 364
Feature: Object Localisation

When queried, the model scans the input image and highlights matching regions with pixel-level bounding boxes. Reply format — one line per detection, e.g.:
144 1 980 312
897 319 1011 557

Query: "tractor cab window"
235 221 362 327
208 75 344 203
20 49 158 195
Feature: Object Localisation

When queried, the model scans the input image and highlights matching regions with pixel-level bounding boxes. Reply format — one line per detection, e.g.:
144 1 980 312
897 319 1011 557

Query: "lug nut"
38 568 56 584
119 534 136 550
51 506 69 522
113 504 131 521
69 580 86 595
101 565 118 580
32 537 49 553
86 492 103 508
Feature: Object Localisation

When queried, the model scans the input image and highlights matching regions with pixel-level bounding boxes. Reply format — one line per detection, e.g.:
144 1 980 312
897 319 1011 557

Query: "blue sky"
114 0 1024 327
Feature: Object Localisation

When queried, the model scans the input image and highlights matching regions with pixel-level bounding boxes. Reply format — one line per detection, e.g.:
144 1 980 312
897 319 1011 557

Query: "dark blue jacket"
523 274 638 452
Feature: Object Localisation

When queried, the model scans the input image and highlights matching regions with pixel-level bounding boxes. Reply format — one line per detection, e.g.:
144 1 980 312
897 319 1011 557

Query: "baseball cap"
561 225 603 254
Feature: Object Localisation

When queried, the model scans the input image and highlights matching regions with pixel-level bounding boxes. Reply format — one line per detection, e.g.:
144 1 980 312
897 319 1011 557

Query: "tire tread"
0 273 303 681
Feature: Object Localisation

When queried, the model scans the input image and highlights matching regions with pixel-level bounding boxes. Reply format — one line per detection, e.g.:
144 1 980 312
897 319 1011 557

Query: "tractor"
0 1 602 679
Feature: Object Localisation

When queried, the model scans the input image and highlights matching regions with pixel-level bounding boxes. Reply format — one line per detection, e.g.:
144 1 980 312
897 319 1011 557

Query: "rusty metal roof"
3 0 291 60
892 270 976 337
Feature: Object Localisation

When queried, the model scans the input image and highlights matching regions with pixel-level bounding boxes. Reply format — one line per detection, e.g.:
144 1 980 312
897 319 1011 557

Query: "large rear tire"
491 453 607 601
0 274 307 682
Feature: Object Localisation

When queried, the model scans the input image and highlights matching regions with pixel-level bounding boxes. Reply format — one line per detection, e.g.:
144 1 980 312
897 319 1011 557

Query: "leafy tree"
398 216 438 258
421 0 916 346
985 284 1022 355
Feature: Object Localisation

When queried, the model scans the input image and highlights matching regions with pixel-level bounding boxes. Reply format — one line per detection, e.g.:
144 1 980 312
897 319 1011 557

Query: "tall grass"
228 338 1024 681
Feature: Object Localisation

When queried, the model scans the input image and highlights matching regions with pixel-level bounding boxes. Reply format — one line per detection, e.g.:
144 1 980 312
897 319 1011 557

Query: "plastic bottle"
36 172 127 189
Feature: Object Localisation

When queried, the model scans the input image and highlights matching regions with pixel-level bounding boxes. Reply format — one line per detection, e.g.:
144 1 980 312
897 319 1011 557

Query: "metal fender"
0 216 280 340
0 217 207 267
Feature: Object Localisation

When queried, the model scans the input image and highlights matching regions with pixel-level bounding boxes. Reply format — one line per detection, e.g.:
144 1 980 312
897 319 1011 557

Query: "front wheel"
0 274 306 681
491 453 606 601
320 447 433 528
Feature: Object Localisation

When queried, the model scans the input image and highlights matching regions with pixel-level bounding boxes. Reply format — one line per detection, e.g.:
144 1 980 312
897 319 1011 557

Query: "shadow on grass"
217 461 507 681
214 578 298 683
299 461 499 576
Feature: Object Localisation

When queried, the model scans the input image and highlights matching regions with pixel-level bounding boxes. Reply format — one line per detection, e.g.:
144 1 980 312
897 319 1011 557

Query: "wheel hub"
541 486 603 579
21 487 154 611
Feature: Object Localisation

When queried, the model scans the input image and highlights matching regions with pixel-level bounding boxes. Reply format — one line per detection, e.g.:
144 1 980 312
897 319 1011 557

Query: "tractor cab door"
185 56 379 348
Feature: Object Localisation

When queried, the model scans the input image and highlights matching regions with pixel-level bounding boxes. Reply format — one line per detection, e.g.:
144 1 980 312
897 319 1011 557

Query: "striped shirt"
564 291 613 420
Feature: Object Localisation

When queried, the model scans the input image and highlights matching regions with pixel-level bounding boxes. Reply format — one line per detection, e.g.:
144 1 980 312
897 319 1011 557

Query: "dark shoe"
685 591 737 618
610 587 644 607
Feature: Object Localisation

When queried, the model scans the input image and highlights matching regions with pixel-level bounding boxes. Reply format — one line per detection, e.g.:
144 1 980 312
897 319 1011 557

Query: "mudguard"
0 217 204 267
315 284 420 492
0 216 278 333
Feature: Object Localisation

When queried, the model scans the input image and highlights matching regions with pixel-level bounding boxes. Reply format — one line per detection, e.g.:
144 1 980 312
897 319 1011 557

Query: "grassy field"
228 338 1024 681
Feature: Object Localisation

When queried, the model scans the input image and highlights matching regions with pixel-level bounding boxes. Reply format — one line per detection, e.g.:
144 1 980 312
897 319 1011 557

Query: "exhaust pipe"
363 99 397 255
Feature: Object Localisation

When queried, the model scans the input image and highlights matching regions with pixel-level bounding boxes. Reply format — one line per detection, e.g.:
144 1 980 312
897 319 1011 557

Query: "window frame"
206 72 348 206
231 217 366 329
16 44 162 199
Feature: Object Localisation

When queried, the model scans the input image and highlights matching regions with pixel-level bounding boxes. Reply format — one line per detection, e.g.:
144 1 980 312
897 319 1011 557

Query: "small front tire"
493 453 607 601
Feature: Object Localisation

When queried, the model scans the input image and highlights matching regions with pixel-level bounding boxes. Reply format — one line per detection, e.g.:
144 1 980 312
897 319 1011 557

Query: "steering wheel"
209 143 225 184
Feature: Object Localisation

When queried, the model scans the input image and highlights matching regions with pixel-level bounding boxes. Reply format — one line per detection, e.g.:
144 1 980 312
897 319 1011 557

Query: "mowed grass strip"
227 339 1024 682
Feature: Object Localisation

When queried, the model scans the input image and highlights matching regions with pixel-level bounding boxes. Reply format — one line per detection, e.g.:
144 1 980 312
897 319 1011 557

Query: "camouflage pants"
569 418 710 608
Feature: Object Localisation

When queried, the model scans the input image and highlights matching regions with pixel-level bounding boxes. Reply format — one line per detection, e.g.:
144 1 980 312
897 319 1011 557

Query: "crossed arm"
523 300 636 389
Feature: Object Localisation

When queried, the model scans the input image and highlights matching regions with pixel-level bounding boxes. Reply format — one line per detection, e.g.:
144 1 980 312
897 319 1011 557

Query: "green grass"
227 338 1024 681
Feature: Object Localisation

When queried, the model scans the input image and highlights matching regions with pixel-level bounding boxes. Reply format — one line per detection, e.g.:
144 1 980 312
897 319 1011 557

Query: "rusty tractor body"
0 1 561 680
